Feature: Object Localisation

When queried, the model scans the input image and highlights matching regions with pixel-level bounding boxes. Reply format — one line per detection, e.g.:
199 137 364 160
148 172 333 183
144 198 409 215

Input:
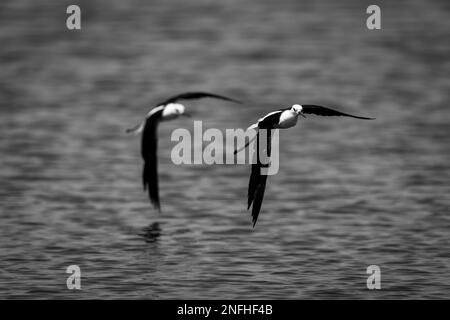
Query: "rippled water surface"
0 0 449 299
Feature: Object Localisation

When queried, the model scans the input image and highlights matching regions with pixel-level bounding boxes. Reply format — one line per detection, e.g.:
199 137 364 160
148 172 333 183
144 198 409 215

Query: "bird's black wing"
160 91 242 105
141 109 164 211
248 163 260 210
247 128 272 227
258 110 284 128
250 168 267 227
302 105 374 120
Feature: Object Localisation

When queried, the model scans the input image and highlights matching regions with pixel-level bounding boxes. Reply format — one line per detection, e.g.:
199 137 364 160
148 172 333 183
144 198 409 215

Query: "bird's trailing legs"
234 123 258 155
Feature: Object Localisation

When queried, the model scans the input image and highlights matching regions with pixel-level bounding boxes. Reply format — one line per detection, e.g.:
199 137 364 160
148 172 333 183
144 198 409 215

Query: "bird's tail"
126 122 144 135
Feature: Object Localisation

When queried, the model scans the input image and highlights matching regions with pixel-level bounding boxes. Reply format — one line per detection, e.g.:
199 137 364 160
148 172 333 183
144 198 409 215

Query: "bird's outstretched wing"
128 92 240 133
159 91 242 105
141 109 164 211
247 129 272 227
248 164 268 227
248 163 261 210
302 105 375 120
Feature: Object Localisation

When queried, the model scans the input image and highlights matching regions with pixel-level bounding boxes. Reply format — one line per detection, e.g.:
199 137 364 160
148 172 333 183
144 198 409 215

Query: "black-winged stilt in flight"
127 92 241 211
235 104 374 227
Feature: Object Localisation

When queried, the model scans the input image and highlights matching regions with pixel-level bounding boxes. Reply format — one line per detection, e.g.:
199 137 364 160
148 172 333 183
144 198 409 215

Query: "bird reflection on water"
139 222 162 243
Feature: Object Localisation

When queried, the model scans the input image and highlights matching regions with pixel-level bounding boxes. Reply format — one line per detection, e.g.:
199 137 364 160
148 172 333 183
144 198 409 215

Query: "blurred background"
0 0 449 299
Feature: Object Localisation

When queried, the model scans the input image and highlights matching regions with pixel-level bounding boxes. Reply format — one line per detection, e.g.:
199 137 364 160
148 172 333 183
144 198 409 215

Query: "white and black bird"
235 104 374 227
127 92 241 211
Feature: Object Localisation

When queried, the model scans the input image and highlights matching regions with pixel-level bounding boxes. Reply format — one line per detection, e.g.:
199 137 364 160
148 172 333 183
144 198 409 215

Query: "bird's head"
291 104 306 118
172 103 184 114
178 104 192 117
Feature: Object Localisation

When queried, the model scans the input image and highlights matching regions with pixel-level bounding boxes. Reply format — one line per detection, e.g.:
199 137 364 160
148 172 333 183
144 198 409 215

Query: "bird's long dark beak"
300 112 306 118
182 112 192 118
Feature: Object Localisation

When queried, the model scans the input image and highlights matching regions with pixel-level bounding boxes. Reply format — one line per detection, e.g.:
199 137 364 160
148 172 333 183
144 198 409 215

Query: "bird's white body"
277 109 299 129
161 103 185 120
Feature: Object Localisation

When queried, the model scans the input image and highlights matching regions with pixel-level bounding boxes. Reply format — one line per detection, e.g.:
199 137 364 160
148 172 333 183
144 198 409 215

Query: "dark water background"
0 0 449 299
